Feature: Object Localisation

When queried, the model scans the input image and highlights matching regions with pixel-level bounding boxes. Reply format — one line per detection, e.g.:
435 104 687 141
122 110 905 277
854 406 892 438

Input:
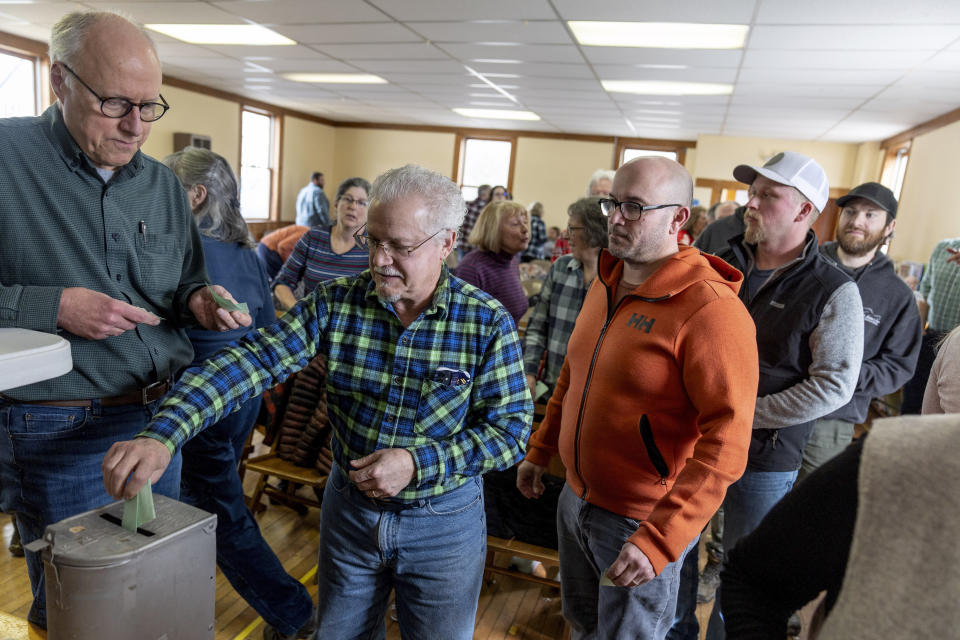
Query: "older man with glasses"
0 9 253 632
517 156 758 639
103 164 533 640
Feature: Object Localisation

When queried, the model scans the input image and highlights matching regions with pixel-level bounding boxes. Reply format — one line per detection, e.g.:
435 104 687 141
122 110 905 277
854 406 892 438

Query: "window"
239 108 275 219
456 136 514 202
0 49 40 117
621 147 678 164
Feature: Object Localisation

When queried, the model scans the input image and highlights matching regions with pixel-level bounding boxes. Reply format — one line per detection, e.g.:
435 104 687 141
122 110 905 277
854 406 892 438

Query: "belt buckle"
142 379 167 404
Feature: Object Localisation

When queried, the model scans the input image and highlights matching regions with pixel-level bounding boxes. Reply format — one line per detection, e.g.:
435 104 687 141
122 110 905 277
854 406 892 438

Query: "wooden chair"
244 438 327 512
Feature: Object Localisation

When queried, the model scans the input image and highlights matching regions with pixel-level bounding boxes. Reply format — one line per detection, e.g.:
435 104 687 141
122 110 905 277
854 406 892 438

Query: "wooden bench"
485 535 561 589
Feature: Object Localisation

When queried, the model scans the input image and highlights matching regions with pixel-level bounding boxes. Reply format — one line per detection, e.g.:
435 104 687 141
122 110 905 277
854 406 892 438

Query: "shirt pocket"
137 236 182 300
414 378 471 440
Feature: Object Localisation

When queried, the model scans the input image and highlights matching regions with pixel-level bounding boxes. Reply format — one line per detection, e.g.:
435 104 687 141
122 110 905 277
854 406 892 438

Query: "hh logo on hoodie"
627 313 656 333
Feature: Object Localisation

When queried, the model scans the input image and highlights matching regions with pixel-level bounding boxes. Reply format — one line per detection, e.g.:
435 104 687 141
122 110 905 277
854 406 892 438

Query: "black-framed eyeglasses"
354 225 444 258
599 198 681 222
60 63 170 122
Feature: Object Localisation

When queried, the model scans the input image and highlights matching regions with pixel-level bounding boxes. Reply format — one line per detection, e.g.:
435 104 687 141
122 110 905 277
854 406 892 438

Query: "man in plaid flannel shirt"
103 165 532 640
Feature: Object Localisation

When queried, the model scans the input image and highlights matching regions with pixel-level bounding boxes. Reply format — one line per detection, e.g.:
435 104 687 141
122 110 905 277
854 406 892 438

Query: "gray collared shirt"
0 105 209 400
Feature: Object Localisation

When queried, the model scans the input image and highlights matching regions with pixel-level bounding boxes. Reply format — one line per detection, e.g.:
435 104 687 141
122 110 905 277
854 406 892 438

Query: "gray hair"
370 164 466 236
49 10 155 70
567 196 608 250
162 147 255 249
335 176 372 202
587 169 616 196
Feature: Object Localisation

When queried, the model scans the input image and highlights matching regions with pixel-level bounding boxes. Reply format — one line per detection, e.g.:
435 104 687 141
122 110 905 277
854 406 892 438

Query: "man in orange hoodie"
517 156 759 639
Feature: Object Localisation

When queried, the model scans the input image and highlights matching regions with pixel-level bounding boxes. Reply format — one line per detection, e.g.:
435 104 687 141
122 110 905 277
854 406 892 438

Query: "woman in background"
678 205 710 246
273 177 371 309
524 196 607 402
922 326 960 413
162 147 315 640
454 200 530 326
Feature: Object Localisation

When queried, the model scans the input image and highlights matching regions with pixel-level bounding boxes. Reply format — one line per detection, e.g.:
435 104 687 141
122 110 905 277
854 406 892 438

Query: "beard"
838 226 886 257
744 216 765 244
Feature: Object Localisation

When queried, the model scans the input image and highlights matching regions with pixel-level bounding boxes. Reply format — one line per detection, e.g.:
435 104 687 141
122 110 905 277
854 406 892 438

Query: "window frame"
614 137 687 168
238 104 281 221
0 34 50 115
453 132 517 199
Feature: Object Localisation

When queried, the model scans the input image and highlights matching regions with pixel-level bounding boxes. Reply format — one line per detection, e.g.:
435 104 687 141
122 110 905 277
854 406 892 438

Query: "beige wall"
512 137 613 229
141 84 240 168
889 120 960 263
280 116 336 222
331 128 455 193
692 134 861 191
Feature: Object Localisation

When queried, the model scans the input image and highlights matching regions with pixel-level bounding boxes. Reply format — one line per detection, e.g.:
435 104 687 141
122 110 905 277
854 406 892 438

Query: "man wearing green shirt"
0 11 251 631
103 164 533 640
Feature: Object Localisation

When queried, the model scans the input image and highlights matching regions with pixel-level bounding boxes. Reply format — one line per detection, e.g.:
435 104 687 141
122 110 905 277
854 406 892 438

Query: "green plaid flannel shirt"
140 267 533 501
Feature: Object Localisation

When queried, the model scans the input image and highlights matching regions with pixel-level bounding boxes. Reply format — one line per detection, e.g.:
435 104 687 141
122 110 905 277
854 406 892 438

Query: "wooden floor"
1 441 727 640
1 503 725 640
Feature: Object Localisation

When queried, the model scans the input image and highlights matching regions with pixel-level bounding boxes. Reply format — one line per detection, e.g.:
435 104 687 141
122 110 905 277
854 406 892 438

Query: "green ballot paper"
206 283 249 314
599 573 616 587
122 483 156 533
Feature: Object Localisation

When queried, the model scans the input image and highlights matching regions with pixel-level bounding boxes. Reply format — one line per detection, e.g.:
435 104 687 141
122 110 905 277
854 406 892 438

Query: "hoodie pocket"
639 414 669 483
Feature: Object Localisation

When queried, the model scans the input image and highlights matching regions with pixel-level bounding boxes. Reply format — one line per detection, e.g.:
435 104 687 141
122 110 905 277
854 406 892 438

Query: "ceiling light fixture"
282 73 387 84
453 108 540 121
147 24 295 45
471 58 523 64
569 21 748 49
603 80 732 96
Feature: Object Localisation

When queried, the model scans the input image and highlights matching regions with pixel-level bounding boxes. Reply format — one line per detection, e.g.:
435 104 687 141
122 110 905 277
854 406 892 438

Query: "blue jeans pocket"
10 406 89 440
424 477 482 516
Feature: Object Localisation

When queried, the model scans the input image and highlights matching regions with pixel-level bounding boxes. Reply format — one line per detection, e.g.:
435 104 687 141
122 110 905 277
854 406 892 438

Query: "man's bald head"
616 156 693 208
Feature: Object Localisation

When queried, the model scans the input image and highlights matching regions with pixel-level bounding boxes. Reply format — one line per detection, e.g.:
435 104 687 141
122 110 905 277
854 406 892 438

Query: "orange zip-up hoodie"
526 246 758 574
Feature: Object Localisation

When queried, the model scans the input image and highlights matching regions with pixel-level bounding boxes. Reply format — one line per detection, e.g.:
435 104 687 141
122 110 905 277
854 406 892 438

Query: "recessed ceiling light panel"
453 108 540 121
569 21 748 49
603 80 733 96
283 73 388 84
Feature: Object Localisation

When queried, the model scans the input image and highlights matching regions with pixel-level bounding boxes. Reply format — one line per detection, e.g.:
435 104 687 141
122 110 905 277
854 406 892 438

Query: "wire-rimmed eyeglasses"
354 225 444 258
60 63 170 122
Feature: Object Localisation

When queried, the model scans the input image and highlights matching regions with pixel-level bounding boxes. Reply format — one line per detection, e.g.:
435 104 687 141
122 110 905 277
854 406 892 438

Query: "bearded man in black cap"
799 182 922 480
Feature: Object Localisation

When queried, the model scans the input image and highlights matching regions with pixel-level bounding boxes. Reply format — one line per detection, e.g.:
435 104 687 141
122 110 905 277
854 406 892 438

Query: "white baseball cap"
733 151 829 213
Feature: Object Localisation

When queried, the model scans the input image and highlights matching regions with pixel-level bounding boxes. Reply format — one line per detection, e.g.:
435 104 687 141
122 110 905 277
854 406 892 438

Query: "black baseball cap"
836 182 898 218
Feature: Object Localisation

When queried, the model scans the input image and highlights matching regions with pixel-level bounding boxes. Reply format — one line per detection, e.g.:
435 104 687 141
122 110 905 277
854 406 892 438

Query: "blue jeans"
0 400 182 629
557 485 695 640
666 536 700 640
705 468 798 640
315 463 486 639
179 397 313 636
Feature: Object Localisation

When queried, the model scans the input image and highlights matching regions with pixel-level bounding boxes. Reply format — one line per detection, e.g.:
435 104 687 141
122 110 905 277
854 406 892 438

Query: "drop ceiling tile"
352 59 467 73
313 43 448 59
755 0 960 25
213 0 388 24
368 0 555 22
441 43 584 64
271 23 420 45
470 62 595 79
582 48 744 67
734 83 880 98
594 65 738 83
256 59 360 73
0 2 87 25
749 25 959 51
741 49 931 70
552 0 755 23
737 68 902 85
203 44 332 60
408 20 571 45
85 2 242 23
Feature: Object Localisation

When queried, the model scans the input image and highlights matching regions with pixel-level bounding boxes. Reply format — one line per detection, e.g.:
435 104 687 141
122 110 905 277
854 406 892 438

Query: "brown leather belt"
14 379 172 408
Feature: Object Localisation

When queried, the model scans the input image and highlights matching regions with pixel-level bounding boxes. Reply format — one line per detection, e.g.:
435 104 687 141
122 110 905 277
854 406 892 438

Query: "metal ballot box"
27 494 217 640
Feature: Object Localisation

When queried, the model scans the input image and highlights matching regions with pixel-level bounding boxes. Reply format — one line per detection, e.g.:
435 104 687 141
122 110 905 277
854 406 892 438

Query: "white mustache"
374 268 402 278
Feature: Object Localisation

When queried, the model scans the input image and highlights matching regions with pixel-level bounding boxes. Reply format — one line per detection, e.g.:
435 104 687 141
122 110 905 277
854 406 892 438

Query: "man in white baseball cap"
704 151 864 639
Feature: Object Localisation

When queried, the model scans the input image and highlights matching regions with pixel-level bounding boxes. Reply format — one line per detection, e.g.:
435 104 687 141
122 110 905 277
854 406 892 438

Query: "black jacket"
719 232 855 472
818 242 922 423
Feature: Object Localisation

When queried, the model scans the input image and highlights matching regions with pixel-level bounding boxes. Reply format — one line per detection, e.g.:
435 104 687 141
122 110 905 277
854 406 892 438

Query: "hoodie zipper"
572 281 668 498
639 414 669 486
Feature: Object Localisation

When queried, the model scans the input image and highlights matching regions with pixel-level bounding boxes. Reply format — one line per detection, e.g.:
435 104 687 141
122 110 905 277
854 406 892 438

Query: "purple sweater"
453 250 529 327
